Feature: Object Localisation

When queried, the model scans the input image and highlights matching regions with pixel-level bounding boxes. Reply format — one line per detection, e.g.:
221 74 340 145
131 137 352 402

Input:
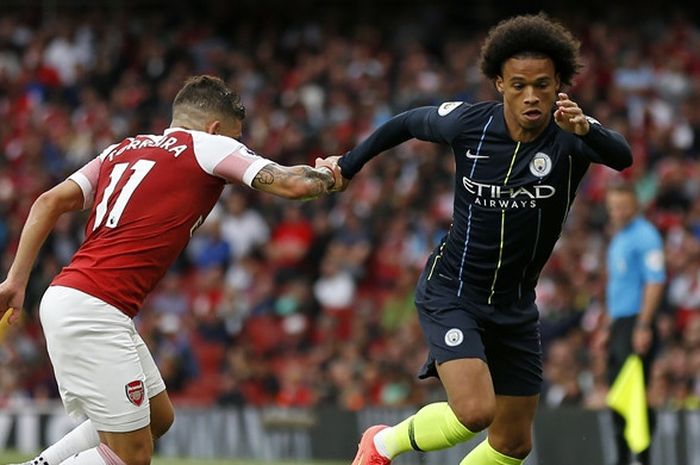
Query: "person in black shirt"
318 13 632 465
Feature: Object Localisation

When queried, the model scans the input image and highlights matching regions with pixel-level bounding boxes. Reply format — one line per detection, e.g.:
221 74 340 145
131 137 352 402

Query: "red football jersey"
52 128 271 317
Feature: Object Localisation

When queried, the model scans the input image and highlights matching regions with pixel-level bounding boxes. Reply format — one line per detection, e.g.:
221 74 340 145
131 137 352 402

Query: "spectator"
219 188 270 261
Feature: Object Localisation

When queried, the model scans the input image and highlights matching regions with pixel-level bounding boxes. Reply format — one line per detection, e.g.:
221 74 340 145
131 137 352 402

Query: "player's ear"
206 120 221 135
494 76 504 94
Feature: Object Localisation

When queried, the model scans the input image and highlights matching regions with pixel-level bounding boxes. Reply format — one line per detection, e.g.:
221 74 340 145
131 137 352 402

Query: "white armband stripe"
243 159 274 187
68 172 94 210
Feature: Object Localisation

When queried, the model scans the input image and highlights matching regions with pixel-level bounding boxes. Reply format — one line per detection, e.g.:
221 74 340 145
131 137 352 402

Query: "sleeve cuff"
337 152 356 179
579 119 603 141
68 172 94 210
243 159 274 187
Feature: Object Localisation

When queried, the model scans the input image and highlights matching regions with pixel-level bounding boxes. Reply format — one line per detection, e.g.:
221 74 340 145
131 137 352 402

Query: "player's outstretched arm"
0 180 84 315
250 162 337 200
555 92 632 171
337 105 461 180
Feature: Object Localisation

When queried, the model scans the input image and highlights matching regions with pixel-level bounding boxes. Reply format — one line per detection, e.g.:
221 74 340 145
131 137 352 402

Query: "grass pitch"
0 450 345 465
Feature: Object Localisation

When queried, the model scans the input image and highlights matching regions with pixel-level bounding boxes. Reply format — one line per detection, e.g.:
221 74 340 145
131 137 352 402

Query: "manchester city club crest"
529 152 552 177
444 328 464 347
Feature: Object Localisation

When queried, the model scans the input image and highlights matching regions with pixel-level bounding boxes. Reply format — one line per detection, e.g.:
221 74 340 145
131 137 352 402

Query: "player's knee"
493 436 532 460
489 426 533 460
109 435 153 465
451 399 495 432
121 447 153 465
127 455 152 465
152 407 175 439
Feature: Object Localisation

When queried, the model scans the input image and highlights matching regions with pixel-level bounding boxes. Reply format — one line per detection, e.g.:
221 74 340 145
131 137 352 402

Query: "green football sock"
459 439 524 465
376 402 475 458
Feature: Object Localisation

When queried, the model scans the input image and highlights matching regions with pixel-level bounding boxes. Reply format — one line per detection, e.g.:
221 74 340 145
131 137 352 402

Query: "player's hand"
0 280 24 325
632 325 653 355
554 93 590 136
315 155 350 192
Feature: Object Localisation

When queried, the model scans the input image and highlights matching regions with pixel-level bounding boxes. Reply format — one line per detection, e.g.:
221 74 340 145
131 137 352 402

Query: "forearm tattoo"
296 166 334 198
253 164 334 198
253 166 275 185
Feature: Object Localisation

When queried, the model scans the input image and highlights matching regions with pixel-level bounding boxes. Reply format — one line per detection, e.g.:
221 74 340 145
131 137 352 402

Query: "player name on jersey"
106 135 188 160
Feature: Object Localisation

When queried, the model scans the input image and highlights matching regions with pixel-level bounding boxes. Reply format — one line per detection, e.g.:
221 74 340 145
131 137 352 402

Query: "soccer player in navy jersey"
318 13 632 465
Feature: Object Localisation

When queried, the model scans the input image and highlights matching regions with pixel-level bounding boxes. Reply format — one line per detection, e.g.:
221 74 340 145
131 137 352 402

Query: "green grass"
0 450 345 465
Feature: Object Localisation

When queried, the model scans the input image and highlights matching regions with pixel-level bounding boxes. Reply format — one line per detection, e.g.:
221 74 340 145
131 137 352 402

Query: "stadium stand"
1 0 700 412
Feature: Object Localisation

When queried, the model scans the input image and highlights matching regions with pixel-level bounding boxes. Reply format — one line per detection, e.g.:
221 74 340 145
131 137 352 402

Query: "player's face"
606 191 637 229
496 57 560 141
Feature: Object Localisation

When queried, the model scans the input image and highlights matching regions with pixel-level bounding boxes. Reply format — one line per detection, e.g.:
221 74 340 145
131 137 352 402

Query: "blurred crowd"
2 4 700 412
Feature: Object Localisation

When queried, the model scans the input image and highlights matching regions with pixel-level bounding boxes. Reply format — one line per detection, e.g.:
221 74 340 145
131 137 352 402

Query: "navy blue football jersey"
339 101 631 306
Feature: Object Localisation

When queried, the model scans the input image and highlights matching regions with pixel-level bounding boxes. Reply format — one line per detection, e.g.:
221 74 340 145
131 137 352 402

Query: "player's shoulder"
184 129 243 153
177 129 252 175
432 101 500 134
623 218 663 250
434 100 497 118
633 217 663 240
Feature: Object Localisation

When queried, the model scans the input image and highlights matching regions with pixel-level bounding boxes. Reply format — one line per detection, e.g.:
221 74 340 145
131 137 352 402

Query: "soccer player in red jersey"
0 75 339 465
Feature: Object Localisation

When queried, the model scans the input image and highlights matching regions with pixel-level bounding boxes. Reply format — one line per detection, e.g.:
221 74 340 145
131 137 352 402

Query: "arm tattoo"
253 166 275 185
298 166 334 197
301 166 334 186
253 163 333 199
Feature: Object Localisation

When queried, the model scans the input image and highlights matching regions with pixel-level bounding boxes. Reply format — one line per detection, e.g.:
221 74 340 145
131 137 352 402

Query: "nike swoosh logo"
466 149 489 159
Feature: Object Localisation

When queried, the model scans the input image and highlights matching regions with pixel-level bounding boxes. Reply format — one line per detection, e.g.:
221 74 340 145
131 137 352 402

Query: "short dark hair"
479 13 582 86
173 75 246 121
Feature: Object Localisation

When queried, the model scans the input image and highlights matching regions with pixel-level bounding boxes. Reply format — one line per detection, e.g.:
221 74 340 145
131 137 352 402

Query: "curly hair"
479 13 582 86
173 75 246 121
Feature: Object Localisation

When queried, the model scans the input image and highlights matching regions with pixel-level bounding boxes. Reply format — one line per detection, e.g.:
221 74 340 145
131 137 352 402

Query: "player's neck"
170 116 205 133
503 111 550 143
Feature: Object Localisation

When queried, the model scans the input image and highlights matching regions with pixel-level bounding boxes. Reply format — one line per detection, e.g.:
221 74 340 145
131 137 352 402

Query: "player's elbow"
34 191 68 216
615 149 633 171
35 183 83 214
609 144 633 171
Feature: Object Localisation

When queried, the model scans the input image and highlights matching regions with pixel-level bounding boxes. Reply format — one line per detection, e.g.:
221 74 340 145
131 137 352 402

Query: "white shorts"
39 286 166 432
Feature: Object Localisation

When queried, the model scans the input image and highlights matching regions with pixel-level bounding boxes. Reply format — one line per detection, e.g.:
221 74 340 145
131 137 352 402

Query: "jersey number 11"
93 160 156 230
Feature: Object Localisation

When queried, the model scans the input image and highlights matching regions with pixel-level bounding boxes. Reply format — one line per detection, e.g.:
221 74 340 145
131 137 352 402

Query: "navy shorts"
415 272 543 396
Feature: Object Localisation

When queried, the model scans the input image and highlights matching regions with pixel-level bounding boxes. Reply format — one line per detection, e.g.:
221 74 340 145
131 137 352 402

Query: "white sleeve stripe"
68 172 93 210
243 159 274 187
98 143 120 161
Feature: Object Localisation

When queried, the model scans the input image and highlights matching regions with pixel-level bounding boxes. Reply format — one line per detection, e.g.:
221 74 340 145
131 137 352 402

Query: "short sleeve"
212 145 274 187
190 131 245 175
639 228 665 283
68 145 113 210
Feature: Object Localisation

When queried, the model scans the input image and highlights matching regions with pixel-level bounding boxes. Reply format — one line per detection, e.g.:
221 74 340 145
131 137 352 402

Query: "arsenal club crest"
125 380 145 406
